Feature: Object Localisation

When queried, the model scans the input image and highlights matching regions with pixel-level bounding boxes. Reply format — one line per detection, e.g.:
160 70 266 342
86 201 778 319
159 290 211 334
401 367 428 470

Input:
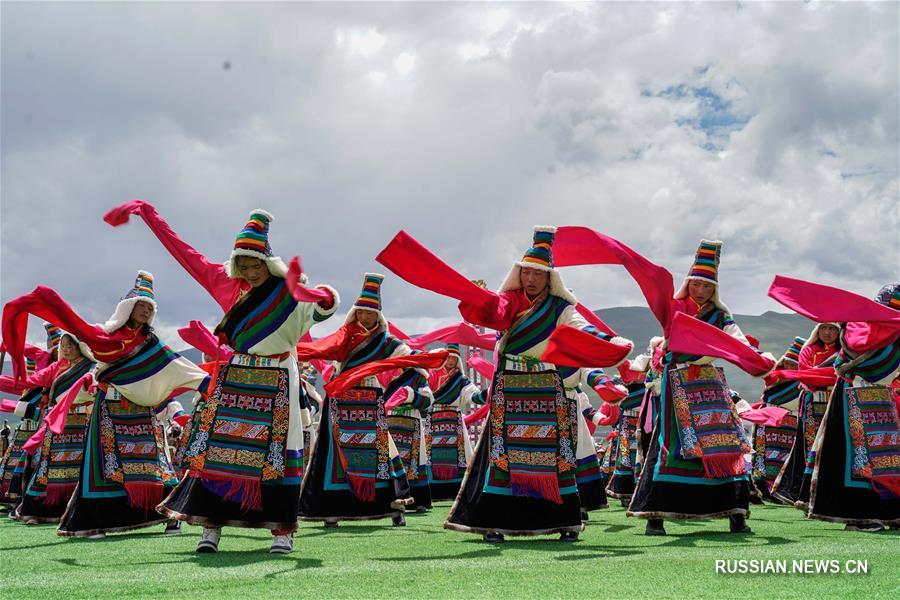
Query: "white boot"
196 527 221 553
270 534 293 554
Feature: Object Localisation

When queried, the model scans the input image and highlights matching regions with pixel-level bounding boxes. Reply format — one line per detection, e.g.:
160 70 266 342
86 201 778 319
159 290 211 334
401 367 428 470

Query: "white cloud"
1 1 897 354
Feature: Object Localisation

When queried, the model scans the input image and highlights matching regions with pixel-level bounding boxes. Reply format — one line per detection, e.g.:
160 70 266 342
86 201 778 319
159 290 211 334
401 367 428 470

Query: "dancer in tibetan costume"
426 344 487 501
1 271 211 538
749 337 804 501
771 280 900 531
573 370 627 517
0 324 63 511
16 333 95 524
605 361 650 506
772 324 841 507
104 202 339 554
375 226 634 542
298 274 434 527
0 345 53 514
625 241 763 536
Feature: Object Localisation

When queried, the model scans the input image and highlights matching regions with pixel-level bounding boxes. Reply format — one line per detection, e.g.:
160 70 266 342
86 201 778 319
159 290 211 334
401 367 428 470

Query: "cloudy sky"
2 2 897 349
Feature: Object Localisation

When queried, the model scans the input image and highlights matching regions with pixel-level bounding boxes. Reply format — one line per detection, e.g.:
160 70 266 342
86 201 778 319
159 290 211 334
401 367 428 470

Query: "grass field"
0 500 896 599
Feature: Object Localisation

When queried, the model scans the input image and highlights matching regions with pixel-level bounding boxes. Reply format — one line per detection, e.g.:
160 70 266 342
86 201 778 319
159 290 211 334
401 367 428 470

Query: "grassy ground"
0 500 896 599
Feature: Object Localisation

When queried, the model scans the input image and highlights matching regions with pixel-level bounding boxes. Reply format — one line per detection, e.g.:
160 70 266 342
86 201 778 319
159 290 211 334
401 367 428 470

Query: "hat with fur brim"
344 273 389 329
101 270 158 334
801 322 842 352
673 239 732 313
223 209 288 279
497 226 577 305
57 331 96 363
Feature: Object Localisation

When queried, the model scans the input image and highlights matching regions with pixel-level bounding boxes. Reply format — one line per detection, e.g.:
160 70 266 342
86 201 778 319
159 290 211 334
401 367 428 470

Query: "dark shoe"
164 520 182 535
414 506 429 514
645 519 666 536
580 509 589 522
729 515 752 533
749 494 764 505
391 514 406 527
619 498 630 508
559 531 579 542
483 531 505 543
324 519 339 528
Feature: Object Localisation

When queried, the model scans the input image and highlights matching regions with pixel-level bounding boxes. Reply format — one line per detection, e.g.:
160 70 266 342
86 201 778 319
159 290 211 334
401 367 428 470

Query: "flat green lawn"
0 501 896 598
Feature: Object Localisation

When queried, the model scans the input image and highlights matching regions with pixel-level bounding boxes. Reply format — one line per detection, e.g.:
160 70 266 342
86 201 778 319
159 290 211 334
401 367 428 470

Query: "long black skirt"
298 403 412 522
159 478 300 531
772 428 811 507
58 484 174 537
431 481 462 501
808 388 900 526
17 492 68 523
444 430 582 536
627 414 749 520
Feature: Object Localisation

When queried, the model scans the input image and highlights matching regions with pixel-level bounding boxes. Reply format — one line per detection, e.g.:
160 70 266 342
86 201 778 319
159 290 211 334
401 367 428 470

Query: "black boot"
324 519 339 528
391 513 406 527
559 531 579 542
729 514 752 533
580 509 589 522
645 518 666 536
483 531 505 543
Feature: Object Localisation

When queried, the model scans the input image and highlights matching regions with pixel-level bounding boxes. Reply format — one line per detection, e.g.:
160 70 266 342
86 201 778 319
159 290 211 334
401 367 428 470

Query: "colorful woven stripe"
343 330 404 370
687 240 721 283
354 273 384 311
430 409 465 481
0 416 41 501
431 371 464 405
327 386 390 501
669 365 751 478
216 277 298 353
751 415 798 494
762 379 802 406
185 361 290 510
613 413 640 475
387 414 421 481
96 336 179 386
502 295 570 356
783 336 805 364
520 227 556 269
25 357 36 374
122 270 155 302
44 323 63 351
27 412 87 505
233 209 274 257
845 385 900 499
488 370 575 504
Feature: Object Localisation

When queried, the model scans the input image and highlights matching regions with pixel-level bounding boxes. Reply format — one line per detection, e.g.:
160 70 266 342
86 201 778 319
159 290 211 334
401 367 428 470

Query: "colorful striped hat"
25 357 36 374
225 209 290 279
234 209 274 259
445 343 461 358
101 270 158 334
686 239 721 284
44 323 63 351
354 273 384 312
519 226 556 270
875 283 900 310
122 271 155 303
782 336 805 364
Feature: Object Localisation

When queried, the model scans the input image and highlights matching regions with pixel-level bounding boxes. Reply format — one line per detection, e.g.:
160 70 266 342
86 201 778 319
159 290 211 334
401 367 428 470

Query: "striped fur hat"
344 273 388 328
498 226 577 304
25 357 36 374
224 209 288 279
674 239 731 313
781 336 805 365
44 323 63 351
875 283 900 310
101 270 158 334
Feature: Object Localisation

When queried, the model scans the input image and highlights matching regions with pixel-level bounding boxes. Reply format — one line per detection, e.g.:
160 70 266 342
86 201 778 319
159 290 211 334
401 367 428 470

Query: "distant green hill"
595 307 815 402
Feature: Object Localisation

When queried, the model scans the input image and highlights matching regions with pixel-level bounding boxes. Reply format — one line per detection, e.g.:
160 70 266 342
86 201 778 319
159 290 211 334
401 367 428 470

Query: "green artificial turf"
0 501 896 599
